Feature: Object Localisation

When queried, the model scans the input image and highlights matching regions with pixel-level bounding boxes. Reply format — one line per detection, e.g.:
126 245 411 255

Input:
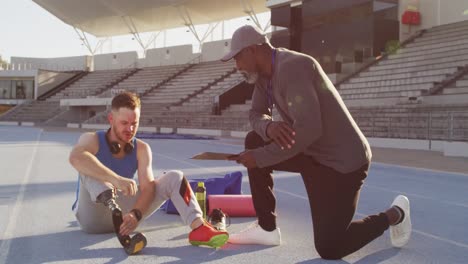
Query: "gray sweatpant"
74 170 202 234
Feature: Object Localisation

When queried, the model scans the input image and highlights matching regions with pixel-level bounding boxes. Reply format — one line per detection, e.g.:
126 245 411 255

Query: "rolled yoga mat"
208 194 256 217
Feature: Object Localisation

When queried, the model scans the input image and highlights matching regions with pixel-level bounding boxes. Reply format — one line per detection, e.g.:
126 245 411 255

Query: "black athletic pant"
245 131 389 259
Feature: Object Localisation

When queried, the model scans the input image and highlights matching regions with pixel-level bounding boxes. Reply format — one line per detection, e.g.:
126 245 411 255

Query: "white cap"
221 25 269 62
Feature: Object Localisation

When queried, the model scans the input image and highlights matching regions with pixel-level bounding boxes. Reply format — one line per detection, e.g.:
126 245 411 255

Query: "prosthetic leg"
97 189 147 255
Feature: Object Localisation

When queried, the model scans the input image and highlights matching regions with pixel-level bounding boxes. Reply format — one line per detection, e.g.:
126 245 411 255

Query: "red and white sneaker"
189 222 229 248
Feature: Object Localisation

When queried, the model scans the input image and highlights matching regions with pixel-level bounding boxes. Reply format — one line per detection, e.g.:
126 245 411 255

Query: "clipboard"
190 152 239 160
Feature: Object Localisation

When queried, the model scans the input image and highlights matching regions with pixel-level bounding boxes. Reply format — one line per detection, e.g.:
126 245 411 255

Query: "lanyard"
267 49 277 116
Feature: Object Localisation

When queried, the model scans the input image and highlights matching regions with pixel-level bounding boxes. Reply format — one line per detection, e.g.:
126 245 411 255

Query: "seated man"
69 91 228 254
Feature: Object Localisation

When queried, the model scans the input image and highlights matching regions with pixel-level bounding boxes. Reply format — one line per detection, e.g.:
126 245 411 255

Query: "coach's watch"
130 208 142 222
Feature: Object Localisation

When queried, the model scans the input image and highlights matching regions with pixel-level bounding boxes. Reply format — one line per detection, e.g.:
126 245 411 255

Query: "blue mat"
163 171 243 215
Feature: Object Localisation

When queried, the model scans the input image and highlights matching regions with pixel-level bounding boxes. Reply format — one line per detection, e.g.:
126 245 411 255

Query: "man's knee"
164 170 184 183
245 131 264 149
161 170 185 191
315 237 345 260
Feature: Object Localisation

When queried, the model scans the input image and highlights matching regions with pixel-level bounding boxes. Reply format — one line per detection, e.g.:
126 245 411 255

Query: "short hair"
111 91 141 111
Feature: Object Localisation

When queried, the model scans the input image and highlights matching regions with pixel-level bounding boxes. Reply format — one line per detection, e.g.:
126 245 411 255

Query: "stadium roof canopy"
33 0 269 38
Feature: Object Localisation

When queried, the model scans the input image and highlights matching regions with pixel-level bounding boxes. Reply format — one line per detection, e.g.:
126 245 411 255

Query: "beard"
240 70 259 84
113 127 135 143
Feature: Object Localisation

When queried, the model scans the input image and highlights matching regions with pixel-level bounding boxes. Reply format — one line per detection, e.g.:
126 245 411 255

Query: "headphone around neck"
105 128 134 155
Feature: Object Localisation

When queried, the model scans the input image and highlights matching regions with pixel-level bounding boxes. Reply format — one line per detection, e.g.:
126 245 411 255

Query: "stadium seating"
441 72 468 95
100 65 188 97
350 104 468 141
139 61 236 125
339 20 468 105
335 21 466 141
1 20 467 141
0 101 61 123
141 61 235 105
47 68 136 101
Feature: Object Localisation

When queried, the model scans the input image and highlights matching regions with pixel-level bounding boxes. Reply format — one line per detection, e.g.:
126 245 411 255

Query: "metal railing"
354 110 468 142
0 63 86 72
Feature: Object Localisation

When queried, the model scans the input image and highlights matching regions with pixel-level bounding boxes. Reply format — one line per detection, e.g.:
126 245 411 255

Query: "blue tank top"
72 130 138 210
95 130 138 179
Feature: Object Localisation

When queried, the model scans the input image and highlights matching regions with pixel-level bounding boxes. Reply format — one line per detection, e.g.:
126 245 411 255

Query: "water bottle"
195 182 206 219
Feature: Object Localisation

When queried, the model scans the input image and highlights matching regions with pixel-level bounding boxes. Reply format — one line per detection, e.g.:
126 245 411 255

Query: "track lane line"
0 129 43 262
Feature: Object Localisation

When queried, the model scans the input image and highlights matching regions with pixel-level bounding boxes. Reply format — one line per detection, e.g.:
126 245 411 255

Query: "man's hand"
266 121 296 149
228 150 258 169
119 212 139 236
113 177 138 196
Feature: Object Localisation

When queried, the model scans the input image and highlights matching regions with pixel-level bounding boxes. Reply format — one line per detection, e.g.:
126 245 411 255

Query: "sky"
0 0 270 62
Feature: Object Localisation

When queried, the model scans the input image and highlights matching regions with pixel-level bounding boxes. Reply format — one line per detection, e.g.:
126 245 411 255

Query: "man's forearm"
249 112 272 141
70 151 119 185
132 183 155 215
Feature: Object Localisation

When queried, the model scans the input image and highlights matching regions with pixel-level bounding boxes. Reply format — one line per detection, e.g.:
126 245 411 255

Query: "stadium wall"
93 51 138 70
141 45 198 67
10 55 88 71
201 40 231 62
399 0 468 41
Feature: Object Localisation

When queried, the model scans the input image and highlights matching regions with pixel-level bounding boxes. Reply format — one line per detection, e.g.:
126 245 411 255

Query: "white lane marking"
364 184 468 209
411 230 468 249
154 152 234 176
0 129 43 262
198 140 244 148
275 188 468 250
156 146 468 208
372 161 468 177
200 140 468 177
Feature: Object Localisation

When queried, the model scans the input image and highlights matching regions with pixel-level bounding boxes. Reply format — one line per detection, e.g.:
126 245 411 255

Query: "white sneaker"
228 222 281 246
390 195 412 247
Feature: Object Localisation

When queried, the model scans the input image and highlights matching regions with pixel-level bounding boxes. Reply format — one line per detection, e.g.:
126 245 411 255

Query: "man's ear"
247 45 256 55
249 45 262 59
108 111 113 124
